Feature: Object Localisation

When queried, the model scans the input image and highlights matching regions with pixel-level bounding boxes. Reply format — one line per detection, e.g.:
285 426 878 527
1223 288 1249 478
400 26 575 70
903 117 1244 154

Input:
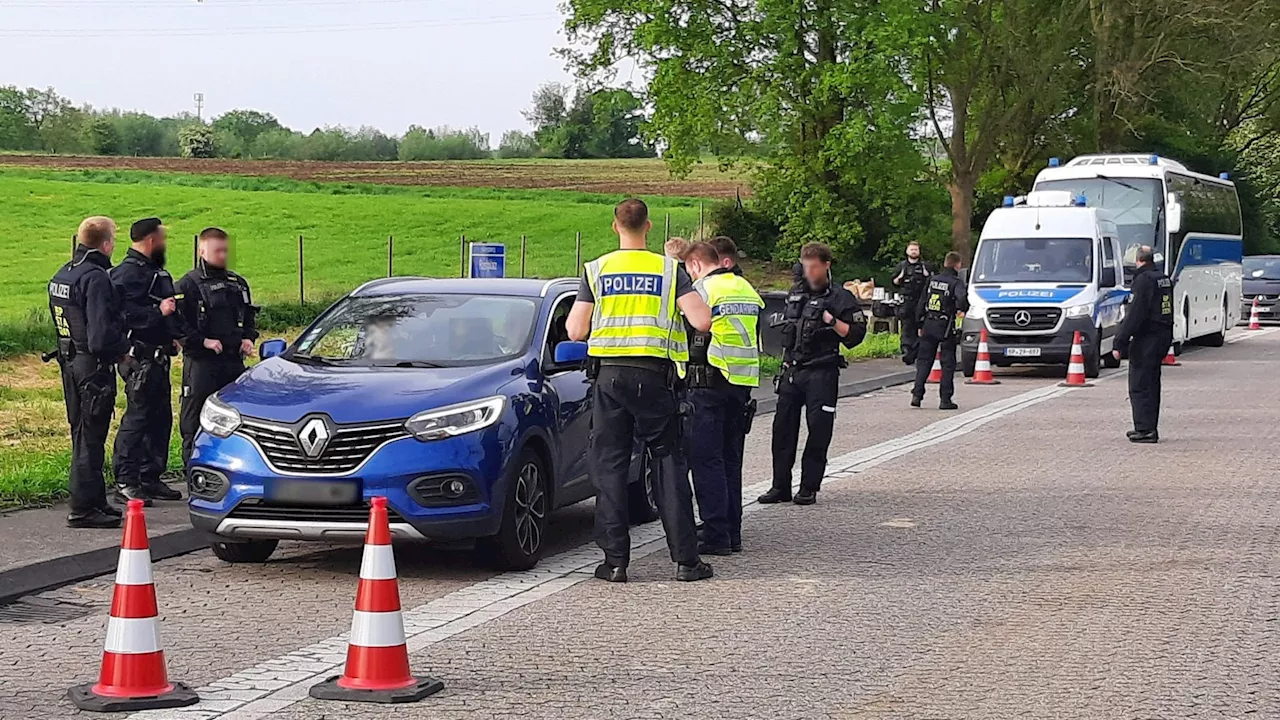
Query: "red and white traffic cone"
1059 331 1093 387
966 328 1001 385
310 497 443 704
1162 345 1181 366
68 500 198 713
1249 297 1262 330
926 349 943 384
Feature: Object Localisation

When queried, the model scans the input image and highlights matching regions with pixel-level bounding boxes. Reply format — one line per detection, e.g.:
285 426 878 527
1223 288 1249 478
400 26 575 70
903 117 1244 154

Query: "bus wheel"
1200 299 1228 348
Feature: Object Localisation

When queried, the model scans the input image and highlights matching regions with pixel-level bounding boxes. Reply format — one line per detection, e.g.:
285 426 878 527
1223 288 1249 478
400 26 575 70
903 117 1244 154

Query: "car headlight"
405 396 506 442
199 395 242 439
1065 303 1095 319
966 305 985 320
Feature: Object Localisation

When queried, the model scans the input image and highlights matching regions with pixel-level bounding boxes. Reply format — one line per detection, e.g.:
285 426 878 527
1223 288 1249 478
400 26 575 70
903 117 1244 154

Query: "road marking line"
125 380 1086 720
1227 327 1279 343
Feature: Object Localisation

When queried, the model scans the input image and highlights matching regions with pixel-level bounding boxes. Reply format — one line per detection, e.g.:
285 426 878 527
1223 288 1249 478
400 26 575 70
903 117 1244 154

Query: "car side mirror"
1100 266 1117 288
553 341 588 365
1166 193 1183 234
259 339 287 360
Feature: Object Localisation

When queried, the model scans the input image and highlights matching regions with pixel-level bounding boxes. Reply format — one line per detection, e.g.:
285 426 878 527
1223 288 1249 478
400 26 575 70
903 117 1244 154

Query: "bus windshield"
1035 177 1162 268
972 238 1094 284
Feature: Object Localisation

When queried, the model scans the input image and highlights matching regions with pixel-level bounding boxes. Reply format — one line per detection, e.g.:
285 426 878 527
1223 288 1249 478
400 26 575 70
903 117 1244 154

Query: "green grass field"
0 167 707 327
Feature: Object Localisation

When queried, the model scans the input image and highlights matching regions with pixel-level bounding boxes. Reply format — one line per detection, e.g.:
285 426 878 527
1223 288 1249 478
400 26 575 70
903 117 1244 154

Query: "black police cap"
130 217 163 242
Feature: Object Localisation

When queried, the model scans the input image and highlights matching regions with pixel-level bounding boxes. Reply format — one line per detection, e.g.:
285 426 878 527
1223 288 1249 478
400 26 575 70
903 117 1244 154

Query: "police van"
960 191 1129 379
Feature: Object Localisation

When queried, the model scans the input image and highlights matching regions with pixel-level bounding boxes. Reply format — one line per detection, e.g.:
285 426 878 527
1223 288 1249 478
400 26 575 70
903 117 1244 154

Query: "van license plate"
1005 347 1042 358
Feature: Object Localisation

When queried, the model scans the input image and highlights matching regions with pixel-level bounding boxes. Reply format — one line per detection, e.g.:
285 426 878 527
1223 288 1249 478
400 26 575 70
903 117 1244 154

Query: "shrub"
708 198 781 260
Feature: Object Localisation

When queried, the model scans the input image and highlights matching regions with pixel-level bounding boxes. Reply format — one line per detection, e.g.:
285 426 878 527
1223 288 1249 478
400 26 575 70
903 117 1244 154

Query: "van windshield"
972 238 1094 284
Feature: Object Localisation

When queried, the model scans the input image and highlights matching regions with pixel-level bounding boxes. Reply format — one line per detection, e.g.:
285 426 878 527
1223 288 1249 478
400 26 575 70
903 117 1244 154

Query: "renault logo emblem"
1014 310 1032 327
297 417 331 458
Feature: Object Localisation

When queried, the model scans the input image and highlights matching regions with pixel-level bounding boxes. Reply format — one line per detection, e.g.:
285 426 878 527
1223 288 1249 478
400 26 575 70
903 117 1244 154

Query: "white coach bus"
1032 154 1244 347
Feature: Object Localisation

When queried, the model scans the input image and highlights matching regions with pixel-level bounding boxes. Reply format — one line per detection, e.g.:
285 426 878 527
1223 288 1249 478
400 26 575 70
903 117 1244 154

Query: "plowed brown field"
0 154 749 198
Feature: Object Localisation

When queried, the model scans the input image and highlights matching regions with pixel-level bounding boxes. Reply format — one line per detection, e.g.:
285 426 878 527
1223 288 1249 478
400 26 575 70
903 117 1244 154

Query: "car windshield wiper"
376 360 445 368
290 353 340 366
1094 174 1142 193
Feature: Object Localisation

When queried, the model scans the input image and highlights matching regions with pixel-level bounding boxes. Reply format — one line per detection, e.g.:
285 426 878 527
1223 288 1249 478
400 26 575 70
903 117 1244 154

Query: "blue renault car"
188 277 657 570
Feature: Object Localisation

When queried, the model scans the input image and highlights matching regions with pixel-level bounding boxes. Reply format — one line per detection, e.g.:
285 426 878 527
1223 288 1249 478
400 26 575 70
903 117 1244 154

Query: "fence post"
665 213 671 241
298 234 305 305
575 232 582 274
520 235 527 278
387 235 394 278
193 234 198 269
699 202 705 237
71 235 76 259
460 235 467 278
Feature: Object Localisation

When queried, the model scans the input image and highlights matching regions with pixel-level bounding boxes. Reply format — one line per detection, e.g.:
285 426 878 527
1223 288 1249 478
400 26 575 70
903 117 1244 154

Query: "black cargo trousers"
113 352 172 489
1128 330 1173 434
58 354 117 515
770 363 841 496
590 364 699 569
179 355 246 465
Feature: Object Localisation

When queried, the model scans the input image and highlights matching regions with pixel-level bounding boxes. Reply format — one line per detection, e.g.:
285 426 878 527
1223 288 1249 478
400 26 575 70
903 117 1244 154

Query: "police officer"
684 241 762 555
893 242 932 365
709 235 746 277
111 218 183 504
566 198 714 583
176 227 258 465
760 243 867 506
49 217 130 529
911 252 968 410
1112 245 1174 443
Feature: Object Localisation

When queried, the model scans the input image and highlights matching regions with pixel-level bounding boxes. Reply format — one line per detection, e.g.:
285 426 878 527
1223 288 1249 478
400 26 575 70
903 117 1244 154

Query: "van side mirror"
1100 266 1117 288
259 339 287 360
553 340 588 365
1166 193 1183 234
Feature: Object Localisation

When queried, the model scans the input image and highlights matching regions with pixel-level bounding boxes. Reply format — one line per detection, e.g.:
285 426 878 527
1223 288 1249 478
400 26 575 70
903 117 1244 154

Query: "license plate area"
266 479 361 506
1004 347 1042 358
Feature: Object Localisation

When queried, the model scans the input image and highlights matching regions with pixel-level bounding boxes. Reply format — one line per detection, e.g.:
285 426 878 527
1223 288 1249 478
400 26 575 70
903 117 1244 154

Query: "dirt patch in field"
0 155 751 199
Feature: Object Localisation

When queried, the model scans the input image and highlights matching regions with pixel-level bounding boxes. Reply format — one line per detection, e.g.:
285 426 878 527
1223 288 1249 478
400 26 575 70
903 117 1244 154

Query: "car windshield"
1035 177 1162 268
1244 257 1280 280
292 294 538 367
972 238 1094 284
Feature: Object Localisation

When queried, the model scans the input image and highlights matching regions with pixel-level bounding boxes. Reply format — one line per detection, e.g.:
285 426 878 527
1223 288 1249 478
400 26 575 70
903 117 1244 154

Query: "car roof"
351 277 578 299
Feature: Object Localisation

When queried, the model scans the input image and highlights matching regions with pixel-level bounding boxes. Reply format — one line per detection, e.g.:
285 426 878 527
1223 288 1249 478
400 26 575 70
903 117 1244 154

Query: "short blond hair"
77 216 116 249
664 237 691 261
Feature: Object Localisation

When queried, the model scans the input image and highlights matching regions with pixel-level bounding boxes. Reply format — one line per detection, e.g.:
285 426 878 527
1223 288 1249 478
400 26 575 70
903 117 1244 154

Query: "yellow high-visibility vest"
696 272 763 387
585 250 689 369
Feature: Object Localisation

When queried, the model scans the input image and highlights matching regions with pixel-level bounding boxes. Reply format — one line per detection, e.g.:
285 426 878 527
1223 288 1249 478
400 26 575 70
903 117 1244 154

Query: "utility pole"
193 93 204 121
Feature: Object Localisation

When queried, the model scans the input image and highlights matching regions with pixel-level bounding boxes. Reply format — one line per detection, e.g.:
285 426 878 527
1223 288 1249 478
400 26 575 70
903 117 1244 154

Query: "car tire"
960 351 977 379
477 449 548 571
1200 300 1228 348
627 448 660 525
210 539 278 564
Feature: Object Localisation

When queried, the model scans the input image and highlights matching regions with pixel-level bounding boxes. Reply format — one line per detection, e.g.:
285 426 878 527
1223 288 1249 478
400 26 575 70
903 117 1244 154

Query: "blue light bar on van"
1220 172 1230 180
1002 195 1015 207
1149 155 1159 165
1048 157 1061 168
1073 194 1087 207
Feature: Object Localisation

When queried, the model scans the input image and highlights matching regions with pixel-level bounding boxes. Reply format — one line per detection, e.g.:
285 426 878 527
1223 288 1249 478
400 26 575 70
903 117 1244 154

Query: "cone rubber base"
1163 360 1182 367
1059 381 1094 388
310 675 444 704
68 681 198 713
965 379 1001 385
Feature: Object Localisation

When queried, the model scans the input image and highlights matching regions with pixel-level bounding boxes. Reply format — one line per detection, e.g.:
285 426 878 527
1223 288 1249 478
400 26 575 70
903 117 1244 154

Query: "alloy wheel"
513 462 546 556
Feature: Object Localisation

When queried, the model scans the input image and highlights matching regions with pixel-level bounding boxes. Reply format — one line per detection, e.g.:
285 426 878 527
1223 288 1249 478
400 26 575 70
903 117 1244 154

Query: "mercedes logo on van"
1014 310 1033 327
297 417 332 459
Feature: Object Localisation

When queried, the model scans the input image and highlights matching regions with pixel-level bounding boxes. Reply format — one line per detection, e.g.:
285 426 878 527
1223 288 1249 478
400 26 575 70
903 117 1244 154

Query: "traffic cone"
965 328 1001 385
68 500 198 713
1162 345 1181 367
1249 297 1262 330
926 349 943 384
310 497 444 704
1059 331 1093 387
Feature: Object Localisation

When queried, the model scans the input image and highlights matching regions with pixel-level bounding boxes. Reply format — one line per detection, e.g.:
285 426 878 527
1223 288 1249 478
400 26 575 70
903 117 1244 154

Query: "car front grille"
227 498 407 524
238 418 410 474
1244 294 1277 303
987 307 1062 333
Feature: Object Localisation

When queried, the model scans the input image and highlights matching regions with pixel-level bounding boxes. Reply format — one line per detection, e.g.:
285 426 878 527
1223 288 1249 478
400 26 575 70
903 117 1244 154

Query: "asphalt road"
1 328 1277 719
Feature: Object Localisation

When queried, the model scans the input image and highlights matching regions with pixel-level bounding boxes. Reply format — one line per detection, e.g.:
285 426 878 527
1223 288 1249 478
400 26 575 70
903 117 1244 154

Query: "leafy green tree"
211 109 283 147
497 130 540 159
0 86 37 150
178 124 216 158
525 83 654 159
88 117 121 155
398 126 490 160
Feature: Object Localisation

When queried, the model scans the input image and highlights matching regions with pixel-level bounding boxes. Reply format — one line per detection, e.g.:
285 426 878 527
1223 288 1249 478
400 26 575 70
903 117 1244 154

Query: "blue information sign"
469 242 506 279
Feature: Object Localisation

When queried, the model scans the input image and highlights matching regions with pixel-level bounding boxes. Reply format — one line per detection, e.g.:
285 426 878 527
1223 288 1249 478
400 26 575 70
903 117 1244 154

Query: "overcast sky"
0 0 591 139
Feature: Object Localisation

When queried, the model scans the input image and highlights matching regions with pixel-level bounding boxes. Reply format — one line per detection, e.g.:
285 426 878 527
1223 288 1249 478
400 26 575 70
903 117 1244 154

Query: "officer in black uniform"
111 218 183 504
49 217 130 529
912 252 969 410
176 227 258 465
893 242 932 365
760 243 867 506
710 235 746 277
1112 245 1175 443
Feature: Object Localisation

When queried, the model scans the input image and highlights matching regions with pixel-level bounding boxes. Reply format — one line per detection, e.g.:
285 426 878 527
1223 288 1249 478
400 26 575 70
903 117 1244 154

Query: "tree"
211 109 283 147
497 130 540 159
524 83 655 159
178 124 216 158
88 117 121 155
398 126 490 161
0 86 36 150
